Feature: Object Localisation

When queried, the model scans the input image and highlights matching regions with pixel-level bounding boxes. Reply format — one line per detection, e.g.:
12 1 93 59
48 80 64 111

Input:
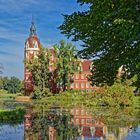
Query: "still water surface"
0 101 139 140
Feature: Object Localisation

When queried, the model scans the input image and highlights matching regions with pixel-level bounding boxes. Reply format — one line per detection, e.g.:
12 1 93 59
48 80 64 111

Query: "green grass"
0 109 9 112
0 89 22 99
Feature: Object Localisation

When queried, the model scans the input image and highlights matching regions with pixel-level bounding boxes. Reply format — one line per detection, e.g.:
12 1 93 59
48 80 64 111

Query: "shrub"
96 80 134 107
32 87 52 99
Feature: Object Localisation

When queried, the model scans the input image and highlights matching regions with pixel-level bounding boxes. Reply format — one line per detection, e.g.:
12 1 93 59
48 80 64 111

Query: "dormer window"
78 63 83 72
34 41 38 48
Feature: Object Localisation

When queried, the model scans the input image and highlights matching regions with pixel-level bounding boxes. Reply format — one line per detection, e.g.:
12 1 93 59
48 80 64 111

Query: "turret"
24 17 41 95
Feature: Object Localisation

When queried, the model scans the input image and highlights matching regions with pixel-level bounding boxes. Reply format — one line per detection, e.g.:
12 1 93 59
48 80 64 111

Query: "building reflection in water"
24 106 132 140
71 107 107 140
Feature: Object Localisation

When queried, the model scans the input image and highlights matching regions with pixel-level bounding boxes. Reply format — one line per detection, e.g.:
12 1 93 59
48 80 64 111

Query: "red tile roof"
26 36 41 48
82 127 92 137
81 60 92 71
94 127 104 137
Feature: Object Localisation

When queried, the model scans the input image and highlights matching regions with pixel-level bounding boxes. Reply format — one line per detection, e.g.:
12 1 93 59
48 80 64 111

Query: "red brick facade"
70 60 95 91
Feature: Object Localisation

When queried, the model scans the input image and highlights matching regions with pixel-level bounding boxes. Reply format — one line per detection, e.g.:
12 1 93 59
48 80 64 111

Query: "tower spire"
30 15 36 36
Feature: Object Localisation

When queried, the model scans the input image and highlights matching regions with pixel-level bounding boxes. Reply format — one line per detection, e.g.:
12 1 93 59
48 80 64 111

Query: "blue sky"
0 0 88 79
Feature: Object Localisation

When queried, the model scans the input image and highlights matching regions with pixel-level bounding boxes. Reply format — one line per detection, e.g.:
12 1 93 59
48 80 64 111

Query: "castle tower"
24 17 41 95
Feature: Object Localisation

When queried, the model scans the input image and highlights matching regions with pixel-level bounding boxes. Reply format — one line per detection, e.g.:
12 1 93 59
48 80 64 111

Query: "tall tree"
59 0 140 86
0 76 22 93
6 77 22 93
27 47 51 96
53 40 79 91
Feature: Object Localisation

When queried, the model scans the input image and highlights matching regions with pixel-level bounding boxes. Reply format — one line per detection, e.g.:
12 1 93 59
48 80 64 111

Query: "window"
86 119 91 124
76 83 79 88
71 109 74 114
81 74 84 79
26 42 29 49
76 119 79 124
76 110 79 115
81 110 84 115
81 119 85 124
86 83 90 88
92 119 95 124
90 63 93 70
49 67 52 71
30 51 33 54
26 76 28 80
26 52 28 58
75 74 79 79
71 83 74 88
34 41 38 48
78 64 82 71
81 83 84 89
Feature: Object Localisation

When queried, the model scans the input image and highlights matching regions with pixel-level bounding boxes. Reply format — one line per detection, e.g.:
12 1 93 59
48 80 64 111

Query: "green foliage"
0 108 24 123
36 81 134 107
27 46 52 98
0 90 20 99
53 40 79 91
28 47 51 89
133 63 140 91
0 76 22 93
95 80 134 107
59 0 140 86
32 86 51 99
133 96 140 108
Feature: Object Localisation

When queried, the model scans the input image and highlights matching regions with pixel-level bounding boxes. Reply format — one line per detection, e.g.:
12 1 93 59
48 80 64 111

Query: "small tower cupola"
30 16 36 36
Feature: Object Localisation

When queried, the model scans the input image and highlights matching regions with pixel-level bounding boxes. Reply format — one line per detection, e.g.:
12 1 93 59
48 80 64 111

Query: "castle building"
71 60 95 91
24 20 96 94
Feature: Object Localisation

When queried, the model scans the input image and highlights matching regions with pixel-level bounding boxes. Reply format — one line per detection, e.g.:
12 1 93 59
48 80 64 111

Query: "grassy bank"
33 91 139 108
0 89 22 100
0 108 24 123
33 89 140 108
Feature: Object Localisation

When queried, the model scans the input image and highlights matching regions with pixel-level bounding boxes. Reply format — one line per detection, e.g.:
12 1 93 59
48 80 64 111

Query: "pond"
0 100 139 140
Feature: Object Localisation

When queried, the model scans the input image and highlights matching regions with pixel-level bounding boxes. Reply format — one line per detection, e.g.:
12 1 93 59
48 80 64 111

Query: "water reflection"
24 106 140 140
0 124 24 140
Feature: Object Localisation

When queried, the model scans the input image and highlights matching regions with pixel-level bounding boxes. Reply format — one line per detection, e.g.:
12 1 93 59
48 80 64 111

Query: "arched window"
26 42 29 49
34 41 38 48
78 63 83 71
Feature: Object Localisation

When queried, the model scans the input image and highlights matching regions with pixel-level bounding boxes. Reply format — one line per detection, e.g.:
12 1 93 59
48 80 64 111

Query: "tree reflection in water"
24 105 139 140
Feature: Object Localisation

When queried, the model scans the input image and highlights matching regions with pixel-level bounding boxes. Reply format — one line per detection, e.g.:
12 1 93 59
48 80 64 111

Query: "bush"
32 87 52 99
95 80 134 107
